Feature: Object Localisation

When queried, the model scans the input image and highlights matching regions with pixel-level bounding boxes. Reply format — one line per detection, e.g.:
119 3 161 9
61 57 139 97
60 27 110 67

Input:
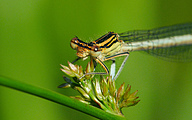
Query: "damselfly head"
70 36 102 58
70 37 89 58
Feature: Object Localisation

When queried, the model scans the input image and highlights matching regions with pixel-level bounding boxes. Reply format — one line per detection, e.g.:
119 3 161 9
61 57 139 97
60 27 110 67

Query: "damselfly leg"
71 51 129 80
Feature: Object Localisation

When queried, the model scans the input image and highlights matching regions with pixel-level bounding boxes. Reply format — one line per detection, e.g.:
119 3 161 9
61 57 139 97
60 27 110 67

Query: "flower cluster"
59 58 140 115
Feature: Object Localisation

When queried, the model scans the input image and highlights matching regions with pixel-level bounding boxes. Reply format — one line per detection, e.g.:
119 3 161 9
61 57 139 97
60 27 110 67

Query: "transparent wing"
145 45 192 62
118 23 192 62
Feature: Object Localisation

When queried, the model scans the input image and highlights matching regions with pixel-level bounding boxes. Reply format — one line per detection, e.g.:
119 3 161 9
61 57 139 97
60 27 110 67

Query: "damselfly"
70 23 192 80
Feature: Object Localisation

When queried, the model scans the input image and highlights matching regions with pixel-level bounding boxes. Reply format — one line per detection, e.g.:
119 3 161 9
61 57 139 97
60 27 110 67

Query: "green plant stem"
0 76 126 120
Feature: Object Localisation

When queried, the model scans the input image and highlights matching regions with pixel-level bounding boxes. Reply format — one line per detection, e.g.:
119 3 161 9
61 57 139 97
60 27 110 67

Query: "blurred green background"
1 0 192 120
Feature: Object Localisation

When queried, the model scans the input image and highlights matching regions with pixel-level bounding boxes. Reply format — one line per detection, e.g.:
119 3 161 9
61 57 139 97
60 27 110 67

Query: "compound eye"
72 37 79 42
70 37 79 49
74 38 78 43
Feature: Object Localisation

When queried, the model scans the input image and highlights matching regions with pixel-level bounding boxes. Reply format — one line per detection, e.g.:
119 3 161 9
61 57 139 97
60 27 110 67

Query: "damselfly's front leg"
71 57 81 64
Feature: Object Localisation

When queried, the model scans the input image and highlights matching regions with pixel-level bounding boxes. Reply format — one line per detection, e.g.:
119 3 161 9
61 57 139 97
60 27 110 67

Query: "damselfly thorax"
70 23 192 80
70 32 125 60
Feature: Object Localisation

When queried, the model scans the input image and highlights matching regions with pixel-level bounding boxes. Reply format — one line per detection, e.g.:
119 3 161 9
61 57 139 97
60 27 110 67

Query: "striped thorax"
70 32 124 61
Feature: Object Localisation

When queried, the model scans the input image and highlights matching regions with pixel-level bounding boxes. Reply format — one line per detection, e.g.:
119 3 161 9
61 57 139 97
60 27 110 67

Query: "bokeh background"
1 0 192 120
